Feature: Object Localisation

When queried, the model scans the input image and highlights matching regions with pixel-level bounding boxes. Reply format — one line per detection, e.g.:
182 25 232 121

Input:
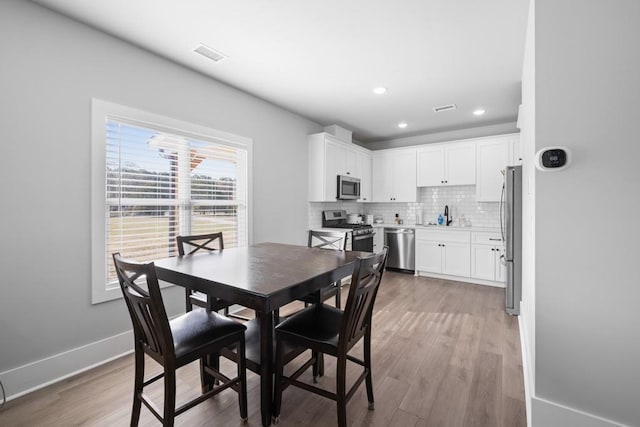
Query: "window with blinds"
92 99 251 303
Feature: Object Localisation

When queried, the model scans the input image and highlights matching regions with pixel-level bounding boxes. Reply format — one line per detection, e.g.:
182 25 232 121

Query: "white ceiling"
32 0 529 143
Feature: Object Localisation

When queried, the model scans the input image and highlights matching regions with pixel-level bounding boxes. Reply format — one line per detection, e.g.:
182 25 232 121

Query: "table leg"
258 310 274 427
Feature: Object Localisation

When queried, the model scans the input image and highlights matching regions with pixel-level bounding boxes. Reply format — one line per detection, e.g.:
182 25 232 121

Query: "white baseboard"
532 397 626 427
0 330 134 402
518 300 534 427
415 271 505 288
518 301 626 427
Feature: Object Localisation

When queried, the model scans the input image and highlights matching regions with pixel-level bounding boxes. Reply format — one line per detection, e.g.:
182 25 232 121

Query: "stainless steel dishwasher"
384 228 415 273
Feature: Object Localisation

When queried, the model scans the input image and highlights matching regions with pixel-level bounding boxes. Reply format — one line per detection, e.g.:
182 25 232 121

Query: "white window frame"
91 99 253 304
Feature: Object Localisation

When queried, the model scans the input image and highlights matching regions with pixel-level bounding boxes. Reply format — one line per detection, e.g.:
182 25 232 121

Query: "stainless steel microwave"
337 175 360 200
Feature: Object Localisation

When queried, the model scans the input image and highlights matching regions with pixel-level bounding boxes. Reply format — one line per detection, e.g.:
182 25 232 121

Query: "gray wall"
533 0 640 424
0 0 320 372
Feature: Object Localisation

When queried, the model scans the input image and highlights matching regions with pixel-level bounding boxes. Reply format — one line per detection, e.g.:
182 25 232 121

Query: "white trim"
415 270 505 288
0 331 133 402
531 397 627 427
518 300 533 427
91 98 253 304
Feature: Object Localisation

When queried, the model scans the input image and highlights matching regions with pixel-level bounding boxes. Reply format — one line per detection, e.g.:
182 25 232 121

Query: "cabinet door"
442 242 471 277
416 240 442 273
392 150 417 202
446 143 476 185
471 245 496 280
417 146 445 186
325 141 346 200
372 154 393 202
345 148 358 176
508 135 522 166
476 138 508 202
495 247 506 282
357 150 372 202
373 227 384 252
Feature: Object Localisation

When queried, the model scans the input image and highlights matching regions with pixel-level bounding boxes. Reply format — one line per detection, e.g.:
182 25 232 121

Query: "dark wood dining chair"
112 253 248 426
273 247 388 427
176 233 251 321
300 230 349 308
176 232 228 311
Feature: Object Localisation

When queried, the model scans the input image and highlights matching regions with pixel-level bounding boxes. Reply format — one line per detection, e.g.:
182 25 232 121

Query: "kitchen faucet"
444 205 453 226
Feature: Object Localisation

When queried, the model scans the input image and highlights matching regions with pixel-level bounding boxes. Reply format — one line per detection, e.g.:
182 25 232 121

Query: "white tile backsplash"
308 185 501 229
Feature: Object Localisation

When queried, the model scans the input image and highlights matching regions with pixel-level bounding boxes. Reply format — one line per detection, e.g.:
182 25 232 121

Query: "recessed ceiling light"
373 87 387 95
473 109 486 116
398 122 408 128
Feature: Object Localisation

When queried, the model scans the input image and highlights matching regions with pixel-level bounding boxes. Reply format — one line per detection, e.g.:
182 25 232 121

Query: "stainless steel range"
322 210 374 252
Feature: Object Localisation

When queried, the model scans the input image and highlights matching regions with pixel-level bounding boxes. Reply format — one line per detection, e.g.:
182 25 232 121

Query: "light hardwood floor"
0 271 526 426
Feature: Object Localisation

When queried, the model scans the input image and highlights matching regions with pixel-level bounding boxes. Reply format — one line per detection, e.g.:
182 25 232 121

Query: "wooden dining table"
153 242 367 427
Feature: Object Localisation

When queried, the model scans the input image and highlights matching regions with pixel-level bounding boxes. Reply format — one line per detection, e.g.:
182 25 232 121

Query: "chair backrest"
307 230 348 251
112 253 173 361
339 247 388 352
176 232 224 256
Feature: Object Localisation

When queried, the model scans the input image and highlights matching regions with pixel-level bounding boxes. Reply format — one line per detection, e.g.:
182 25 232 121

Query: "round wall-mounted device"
535 146 571 171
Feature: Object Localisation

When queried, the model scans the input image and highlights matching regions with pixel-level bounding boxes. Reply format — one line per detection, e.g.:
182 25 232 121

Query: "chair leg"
130 348 144 427
163 368 177 427
336 355 348 427
237 338 248 422
312 350 319 383
317 352 325 377
185 290 193 312
364 328 375 410
200 352 220 392
273 337 285 421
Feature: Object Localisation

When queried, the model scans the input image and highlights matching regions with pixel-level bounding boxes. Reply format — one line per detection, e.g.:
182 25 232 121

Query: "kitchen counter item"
346 213 362 224
384 228 415 273
372 223 500 233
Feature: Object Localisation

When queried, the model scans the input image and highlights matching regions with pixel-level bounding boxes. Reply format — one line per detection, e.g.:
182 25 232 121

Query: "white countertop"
370 223 501 233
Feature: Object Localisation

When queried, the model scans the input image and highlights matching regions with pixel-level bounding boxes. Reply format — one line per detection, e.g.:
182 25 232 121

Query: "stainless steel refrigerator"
501 165 522 316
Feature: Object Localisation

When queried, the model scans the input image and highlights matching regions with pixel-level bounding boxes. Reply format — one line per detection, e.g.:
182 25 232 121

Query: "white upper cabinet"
372 149 417 202
357 150 372 202
308 132 372 202
476 137 509 202
508 134 522 166
417 142 476 186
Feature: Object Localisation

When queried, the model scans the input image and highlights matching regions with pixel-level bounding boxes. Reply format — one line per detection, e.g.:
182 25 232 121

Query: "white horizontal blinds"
188 138 247 249
105 119 248 286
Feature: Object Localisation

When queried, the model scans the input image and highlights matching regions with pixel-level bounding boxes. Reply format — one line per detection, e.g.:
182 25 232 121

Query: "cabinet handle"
346 172 350 175
489 238 502 241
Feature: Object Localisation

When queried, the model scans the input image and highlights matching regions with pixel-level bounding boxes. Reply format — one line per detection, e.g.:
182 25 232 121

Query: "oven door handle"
352 234 373 241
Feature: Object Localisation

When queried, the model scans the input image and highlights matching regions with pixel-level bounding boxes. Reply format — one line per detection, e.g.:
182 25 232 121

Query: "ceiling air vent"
194 43 228 63
433 104 457 113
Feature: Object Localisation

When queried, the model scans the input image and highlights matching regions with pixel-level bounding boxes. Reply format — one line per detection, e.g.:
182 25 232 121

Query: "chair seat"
171 308 246 360
275 304 343 352
219 317 303 373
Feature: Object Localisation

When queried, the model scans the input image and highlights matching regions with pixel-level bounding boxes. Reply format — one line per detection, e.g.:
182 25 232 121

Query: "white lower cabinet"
373 226 384 252
470 232 506 282
415 229 470 277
